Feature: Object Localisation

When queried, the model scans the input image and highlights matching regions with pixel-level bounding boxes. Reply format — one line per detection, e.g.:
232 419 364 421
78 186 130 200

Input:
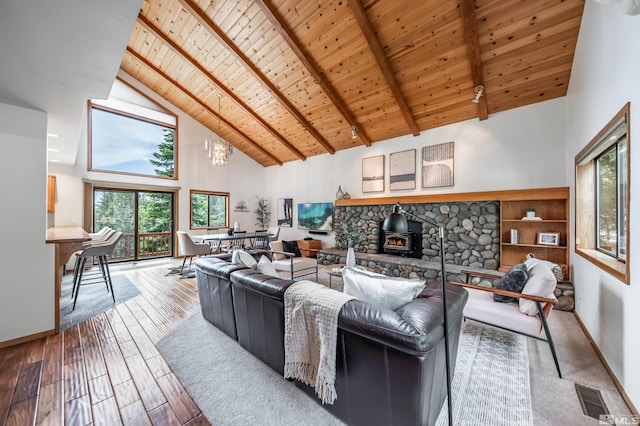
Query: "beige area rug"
157 311 533 425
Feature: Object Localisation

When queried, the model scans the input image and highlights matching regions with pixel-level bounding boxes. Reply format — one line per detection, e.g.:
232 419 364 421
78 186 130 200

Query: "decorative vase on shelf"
346 247 356 267
343 192 351 199
336 186 344 200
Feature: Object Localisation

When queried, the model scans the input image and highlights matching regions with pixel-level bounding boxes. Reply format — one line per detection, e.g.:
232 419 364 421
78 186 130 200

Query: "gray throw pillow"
282 240 302 257
494 263 528 303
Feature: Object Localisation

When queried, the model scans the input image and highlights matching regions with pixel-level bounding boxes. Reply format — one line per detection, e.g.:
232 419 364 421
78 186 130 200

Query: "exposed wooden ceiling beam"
255 0 372 147
136 15 306 161
178 0 336 155
125 48 283 167
347 0 420 137
125 47 284 166
460 0 488 120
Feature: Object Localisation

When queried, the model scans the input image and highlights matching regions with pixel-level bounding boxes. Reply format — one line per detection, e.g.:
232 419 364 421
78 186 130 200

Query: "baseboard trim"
574 312 638 415
0 328 57 349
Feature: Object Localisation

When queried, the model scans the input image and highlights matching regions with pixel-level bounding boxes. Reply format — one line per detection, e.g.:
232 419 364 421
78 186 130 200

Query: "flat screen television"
297 202 333 231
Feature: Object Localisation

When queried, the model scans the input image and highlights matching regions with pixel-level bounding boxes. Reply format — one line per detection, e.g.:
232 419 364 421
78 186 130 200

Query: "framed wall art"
389 149 416 191
362 155 385 193
277 198 293 227
537 232 560 246
422 141 454 188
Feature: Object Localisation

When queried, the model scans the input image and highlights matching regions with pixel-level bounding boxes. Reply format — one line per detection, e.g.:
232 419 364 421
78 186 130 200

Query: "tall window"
596 138 627 261
191 190 229 229
88 80 177 179
575 103 630 283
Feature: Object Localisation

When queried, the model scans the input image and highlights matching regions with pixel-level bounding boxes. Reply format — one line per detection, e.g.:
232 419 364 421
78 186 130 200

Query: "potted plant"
526 208 536 218
254 197 271 229
338 221 366 266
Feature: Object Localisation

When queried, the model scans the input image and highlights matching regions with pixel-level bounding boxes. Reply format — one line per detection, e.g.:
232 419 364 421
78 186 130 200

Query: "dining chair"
267 226 280 242
177 231 212 273
205 227 227 252
249 229 269 250
226 231 247 251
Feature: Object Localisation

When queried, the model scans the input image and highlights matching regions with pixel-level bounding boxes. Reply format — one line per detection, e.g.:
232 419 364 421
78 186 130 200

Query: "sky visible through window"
91 107 173 176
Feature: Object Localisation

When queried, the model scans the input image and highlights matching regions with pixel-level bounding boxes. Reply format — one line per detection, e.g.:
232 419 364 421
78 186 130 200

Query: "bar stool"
71 231 123 310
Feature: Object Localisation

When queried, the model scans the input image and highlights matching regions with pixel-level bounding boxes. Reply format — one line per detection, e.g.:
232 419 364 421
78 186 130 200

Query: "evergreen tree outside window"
191 190 229 229
89 102 177 179
575 103 630 284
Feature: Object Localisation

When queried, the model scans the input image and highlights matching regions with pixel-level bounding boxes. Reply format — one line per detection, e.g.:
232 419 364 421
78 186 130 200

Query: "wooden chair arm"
450 281 557 305
460 269 503 280
270 249 297 259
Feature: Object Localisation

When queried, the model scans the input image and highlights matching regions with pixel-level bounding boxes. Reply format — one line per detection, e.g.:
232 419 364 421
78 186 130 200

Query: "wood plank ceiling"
121 0 585 167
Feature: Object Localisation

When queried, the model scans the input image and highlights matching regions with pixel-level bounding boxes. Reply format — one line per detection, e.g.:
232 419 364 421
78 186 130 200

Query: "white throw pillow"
519 263 557 316
231 250 258 269
524 258 564 281
342 267 426 311
257 255 280 278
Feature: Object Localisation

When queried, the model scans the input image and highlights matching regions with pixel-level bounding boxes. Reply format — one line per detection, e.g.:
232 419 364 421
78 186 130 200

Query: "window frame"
575 102 631 284
189 189 230 230
87 100 178 180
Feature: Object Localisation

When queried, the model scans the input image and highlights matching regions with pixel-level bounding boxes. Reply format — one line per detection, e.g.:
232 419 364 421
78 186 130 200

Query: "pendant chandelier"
204 93 233 166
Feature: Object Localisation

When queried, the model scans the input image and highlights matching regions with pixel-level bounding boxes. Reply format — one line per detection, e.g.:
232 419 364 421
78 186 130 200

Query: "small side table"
323 264 345 289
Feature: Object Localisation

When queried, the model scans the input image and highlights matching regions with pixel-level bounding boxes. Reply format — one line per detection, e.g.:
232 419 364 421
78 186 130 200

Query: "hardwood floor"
0 259 210 425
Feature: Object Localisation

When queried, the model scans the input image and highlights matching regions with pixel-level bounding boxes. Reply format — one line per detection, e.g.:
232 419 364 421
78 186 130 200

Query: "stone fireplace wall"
333 201 501 269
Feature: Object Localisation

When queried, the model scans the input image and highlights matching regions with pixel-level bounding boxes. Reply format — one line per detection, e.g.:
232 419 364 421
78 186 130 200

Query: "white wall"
265 97 568 246
49 70 267 253
565 0 640 409
0 102 54 342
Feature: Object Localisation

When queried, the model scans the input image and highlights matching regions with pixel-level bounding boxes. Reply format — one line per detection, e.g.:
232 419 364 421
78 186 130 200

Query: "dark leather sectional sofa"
194 254 468 426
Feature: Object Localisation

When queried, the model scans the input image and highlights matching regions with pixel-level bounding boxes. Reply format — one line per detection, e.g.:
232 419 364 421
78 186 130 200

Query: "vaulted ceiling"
121 0 585 167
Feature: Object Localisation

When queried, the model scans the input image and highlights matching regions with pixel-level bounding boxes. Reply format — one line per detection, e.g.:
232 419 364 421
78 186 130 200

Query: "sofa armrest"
450 281 557 305
338 282 468 354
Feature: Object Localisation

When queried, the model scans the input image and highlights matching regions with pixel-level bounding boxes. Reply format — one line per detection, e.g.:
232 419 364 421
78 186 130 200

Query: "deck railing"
110 232 172 261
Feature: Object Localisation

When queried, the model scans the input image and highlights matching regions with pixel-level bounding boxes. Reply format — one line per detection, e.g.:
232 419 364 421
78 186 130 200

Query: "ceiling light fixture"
351 126 357 139
204 93 233 167
472 85 484 104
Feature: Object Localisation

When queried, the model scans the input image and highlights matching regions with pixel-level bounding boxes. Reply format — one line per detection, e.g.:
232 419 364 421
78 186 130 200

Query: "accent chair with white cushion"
269 240 317 280
450 263 562 378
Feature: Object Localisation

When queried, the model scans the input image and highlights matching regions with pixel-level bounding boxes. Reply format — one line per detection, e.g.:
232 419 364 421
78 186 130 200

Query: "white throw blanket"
284 280 355 404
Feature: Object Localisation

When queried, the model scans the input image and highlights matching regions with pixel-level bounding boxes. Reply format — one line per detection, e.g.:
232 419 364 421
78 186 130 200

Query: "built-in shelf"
500 188 570 274
502 219 567 223
501 243 567 250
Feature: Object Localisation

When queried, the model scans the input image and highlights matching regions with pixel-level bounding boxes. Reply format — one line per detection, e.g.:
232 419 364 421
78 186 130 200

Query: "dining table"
194 231 266 253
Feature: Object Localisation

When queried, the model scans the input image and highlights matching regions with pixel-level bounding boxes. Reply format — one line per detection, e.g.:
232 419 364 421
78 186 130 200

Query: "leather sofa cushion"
230 269 295 299
195 256 246 278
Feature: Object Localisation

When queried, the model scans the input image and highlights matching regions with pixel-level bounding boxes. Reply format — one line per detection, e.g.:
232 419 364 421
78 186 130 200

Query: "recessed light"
48 159 61 163
47 132 59 138
48 148 59 152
